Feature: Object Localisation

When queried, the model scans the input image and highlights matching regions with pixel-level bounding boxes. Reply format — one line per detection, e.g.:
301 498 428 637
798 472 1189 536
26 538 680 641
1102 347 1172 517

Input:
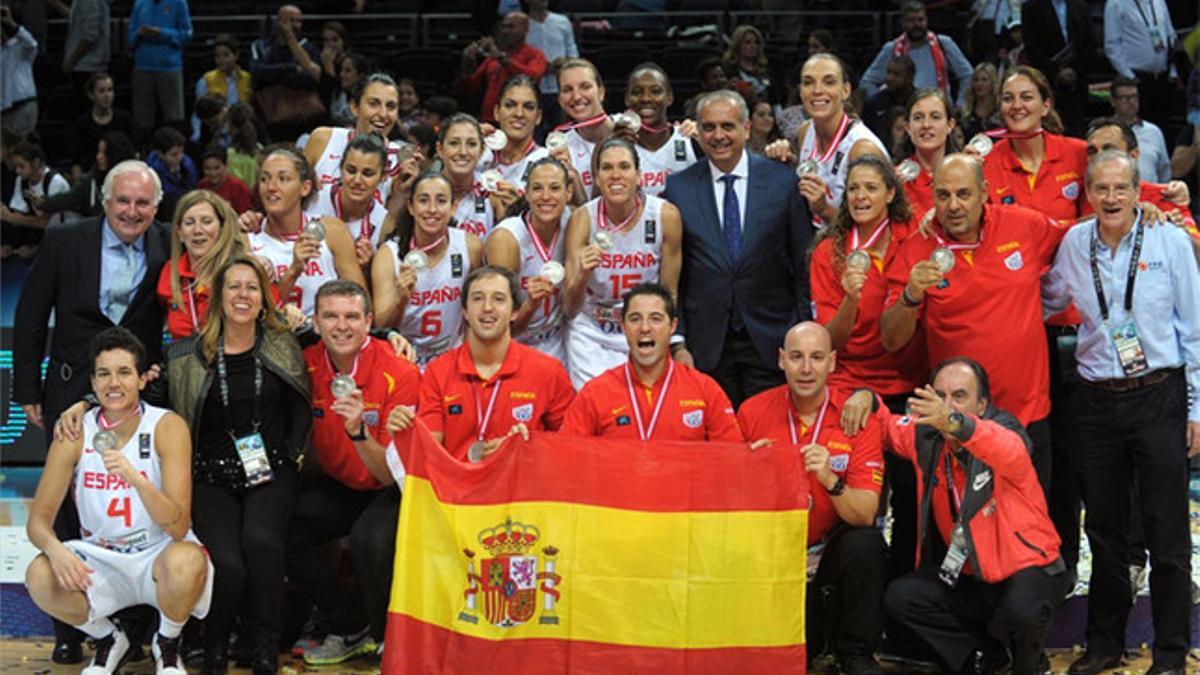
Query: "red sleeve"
959 416 1035 482
417 365 446 435
845 414 884 493
875 403 917 463
704 377 744 442
464 60 490 90
809 238 843 324
509 45 547 81
1027 207 1069 268
883 237 913 310
540 363 575 431
559 386 598 436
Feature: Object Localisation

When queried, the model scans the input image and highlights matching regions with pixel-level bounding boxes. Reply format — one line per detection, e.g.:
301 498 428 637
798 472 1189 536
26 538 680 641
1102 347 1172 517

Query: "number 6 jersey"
382 228 472 370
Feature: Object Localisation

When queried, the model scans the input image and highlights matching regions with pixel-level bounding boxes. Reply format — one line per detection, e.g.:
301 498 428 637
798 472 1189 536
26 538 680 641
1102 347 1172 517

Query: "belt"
1 96 35 112
1084 367 1178 393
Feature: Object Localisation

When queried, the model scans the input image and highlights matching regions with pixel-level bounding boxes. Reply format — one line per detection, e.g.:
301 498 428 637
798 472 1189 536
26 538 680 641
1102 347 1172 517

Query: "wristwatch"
945 411 965 436
825 476 846 496
347 422 368 441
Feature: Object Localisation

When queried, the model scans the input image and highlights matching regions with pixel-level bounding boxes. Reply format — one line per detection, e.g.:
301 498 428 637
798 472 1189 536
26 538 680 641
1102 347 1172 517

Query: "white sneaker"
302 627 376 666
151 632 187 675
81 627 131 675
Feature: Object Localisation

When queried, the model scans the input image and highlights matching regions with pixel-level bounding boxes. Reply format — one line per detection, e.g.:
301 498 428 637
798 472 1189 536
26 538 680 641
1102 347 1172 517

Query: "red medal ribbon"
624 360 675 441
787 388 830 446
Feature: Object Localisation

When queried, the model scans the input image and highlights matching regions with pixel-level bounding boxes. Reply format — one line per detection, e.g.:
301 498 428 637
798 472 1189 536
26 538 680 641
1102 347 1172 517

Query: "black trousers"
192 466 299 650
1046 327 1081 570
1072 370 1191 668
710 327 784 408
285 475 400 642
884 565 1064 675
1134 69 1177 130
806 526 887 660
880 394 918 581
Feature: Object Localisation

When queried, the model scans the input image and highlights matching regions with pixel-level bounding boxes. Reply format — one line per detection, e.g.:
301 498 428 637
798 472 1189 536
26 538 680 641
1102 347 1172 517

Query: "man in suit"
662 90 813 406
1022 0 1094 137
12 159 169 664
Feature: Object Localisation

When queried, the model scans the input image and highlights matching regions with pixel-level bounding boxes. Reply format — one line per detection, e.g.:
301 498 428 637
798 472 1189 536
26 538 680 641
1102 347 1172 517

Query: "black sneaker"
958 640 1010 675
840 652 884 675
81 627 132 675
152 633 186 674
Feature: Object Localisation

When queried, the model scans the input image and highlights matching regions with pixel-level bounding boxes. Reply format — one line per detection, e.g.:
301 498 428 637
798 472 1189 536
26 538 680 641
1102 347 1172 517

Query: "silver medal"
967 133 994 157
484 129 508 151
614 111 642 130
540 260 565 285
545 131 568 152
931 247 956 273
468 440 487 463
331 374 356 399
896 158 921 183
403 249 428 271
303 219 326 242
92 429 118 452
592 230 614 251
481 169 503 193
797 159 820 177
846 250 872 272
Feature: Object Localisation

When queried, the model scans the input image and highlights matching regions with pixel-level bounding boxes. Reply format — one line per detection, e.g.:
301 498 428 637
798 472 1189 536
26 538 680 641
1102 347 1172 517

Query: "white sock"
158 612 185 639
78 615 115 640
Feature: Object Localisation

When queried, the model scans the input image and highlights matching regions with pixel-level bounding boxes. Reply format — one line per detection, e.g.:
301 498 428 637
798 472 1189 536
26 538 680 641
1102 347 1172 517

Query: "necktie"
108 245 136 324
721 174 742 262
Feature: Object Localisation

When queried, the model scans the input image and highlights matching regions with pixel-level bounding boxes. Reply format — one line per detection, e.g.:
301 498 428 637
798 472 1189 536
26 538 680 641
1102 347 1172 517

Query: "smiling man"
288 280 420 665
561 282 742 441
880 154 1068 499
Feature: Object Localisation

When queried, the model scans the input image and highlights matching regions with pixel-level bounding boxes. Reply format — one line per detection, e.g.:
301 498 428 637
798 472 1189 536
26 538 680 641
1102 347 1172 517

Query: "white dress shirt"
709 151 749 232
1104 0 1176 78
1132 119 1171 183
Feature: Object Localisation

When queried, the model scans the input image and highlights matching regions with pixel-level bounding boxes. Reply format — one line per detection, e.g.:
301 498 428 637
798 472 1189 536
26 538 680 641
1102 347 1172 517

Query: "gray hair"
695 90 749 124
1085 149 1139 188
102 160 163 206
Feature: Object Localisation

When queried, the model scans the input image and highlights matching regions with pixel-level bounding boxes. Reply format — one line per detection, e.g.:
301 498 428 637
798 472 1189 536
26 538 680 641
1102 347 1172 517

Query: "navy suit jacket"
662 153 813 372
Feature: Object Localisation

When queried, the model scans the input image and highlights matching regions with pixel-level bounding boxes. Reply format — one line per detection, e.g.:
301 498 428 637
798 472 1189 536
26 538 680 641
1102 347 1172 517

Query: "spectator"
524 0 577 133
36 131 138 221
1104 0 1179 128
421 95 458 131
250 4 324 136
325 51 367 128
458 12 547 124
965 0 1017 63
684 56 729 120
960 62 1001 140
128 0 192 134
863 55 916 143
1023 0 1093 138
807 29 836 58
61 0 111 117
723 25 772 101
1 140 71 257
1109 76 1171 184
748 99 782 155
196 33 253 109
859 1 973 108
198 145 254 214
396 77 423 132
319 20 348 83
146 126 197 221
0 127 17 206
72 73 135 176
774 63 808 144
1171 118 1200 217
192 94 232 151
405 122 437 168
0 6 39 136
227 102 264 188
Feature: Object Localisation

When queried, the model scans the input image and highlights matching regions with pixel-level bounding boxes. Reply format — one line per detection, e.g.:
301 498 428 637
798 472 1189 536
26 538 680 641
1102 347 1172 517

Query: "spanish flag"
383 421 810 674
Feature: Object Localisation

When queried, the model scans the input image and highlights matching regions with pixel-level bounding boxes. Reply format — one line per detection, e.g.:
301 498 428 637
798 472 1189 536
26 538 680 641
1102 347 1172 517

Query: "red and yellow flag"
383 422 810 674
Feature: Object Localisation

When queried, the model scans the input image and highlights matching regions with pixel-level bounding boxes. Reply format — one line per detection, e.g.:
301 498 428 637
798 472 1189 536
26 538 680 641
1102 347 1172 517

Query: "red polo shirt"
418 339 574 460
305 337 421 490
462 43 548 124
810 220 927 396
737 385 884 545
198 175 253 214
1138 180 1200 240
560 359 743 442
982 133 1088 226
884 203 1066 425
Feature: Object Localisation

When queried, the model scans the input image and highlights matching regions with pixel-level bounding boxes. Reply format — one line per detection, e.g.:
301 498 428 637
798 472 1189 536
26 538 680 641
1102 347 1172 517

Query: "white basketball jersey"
249 220 339 317
384 228 471 369
636 128 698 196
493 212 570 362
563 128 597 193
481 144 551 189
74 405 170 553
798 116 889 226
305 185 389 250
452 185 496 238
312 128 411 204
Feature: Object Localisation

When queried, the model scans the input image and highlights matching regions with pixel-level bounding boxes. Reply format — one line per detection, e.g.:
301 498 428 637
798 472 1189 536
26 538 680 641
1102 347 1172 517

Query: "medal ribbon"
624 360 675 441
333 184 380 242
597 196 643 233
324 338 369 378
409 233 447 255
640 120 672 133
787 388 830 446
524 213 560 263
849 218 890 252
934 229 983 252
984 127 1044 140
495 137 537 166
554 112 608 132
474 378 504 442
809 113 852 164
98 402 144 431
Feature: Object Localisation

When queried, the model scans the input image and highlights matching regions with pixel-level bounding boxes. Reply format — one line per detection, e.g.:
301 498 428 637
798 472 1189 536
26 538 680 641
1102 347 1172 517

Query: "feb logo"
1061 181 1080 200
1004 251 1023 271
460 518 563 628
682 410 704 428
511 403 534 422
829 454 850 472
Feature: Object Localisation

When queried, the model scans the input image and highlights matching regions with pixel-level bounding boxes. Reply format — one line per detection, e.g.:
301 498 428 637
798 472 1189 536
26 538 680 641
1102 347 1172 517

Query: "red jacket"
877 404 1061 583
462 43 547 123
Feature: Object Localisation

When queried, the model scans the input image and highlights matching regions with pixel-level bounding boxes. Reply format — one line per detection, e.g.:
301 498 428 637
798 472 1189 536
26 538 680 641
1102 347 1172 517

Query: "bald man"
880 154 1070 502
249 3 321 93
459 12 547 123
737 322 886 675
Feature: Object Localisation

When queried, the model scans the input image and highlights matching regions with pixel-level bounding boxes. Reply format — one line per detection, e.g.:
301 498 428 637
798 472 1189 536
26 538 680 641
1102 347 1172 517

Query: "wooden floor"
0 639 1175 674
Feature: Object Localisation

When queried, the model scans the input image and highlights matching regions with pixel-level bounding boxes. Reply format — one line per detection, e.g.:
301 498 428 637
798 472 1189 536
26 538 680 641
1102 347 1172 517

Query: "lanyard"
943 449 963 521
787 388 830 446
1089 215 1145 323
555 113 608 132
216 335 264 436
473 377 504 442
624 360 675 441
186 281 200 332
597 196 642 233
849 218 890 251
808 113 852 164
523 213 560 263
1132 0 1158 29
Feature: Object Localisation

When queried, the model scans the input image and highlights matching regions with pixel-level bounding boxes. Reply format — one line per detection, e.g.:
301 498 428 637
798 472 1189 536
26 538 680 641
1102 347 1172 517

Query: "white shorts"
64 532 214 627
566 318 628 390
